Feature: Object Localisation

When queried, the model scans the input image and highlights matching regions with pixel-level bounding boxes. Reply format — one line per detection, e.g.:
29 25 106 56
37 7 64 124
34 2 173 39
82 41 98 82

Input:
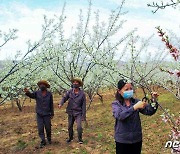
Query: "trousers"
116 140 142 154
36 114 51 142
68 114 83 140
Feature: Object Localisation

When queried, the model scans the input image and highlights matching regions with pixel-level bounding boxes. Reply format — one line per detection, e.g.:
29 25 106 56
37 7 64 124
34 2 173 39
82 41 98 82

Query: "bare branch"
147 0 180 13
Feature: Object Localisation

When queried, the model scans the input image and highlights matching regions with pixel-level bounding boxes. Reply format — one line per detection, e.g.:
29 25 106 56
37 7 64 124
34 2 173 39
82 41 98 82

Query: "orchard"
0 0 179 153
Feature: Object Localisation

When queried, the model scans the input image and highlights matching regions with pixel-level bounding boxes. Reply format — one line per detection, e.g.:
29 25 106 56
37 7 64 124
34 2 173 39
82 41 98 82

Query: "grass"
15 139 28 151
0 89 179 154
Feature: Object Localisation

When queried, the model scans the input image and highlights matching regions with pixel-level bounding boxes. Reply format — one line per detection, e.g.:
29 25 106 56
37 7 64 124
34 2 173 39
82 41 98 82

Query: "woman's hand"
133 101 147 110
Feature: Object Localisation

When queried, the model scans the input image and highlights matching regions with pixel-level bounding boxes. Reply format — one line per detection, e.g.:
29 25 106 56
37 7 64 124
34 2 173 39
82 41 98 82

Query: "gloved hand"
133 101 147 110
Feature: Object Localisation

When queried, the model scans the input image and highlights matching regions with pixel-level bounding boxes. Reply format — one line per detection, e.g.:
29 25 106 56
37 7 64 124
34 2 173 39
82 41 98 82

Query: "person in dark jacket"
24 80 54 148
112 79 159 154
58 77 86 144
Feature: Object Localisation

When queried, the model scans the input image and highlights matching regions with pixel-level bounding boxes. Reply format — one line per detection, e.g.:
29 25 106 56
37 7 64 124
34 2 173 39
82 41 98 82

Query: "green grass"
15 139 28 151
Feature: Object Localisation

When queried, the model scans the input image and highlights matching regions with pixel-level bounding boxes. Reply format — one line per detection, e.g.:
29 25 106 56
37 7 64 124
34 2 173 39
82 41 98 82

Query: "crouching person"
58 77 86 144
24 80 54 148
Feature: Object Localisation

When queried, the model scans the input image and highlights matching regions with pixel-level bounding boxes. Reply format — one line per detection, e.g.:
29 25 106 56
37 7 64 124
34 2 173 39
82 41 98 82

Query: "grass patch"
15 139 28 150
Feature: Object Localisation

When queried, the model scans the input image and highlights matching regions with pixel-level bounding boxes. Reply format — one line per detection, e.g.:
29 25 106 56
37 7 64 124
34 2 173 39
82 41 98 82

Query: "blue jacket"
112 98 158 143
59 88 86 118
26 90 54 116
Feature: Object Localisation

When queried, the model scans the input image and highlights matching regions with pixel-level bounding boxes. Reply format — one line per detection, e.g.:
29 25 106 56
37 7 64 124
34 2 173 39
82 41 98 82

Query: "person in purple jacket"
112 79 159 154
24 80 54 148
58 77 86 144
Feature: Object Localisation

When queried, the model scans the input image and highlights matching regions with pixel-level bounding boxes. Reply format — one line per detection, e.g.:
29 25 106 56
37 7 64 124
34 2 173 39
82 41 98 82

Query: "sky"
0 0 180 60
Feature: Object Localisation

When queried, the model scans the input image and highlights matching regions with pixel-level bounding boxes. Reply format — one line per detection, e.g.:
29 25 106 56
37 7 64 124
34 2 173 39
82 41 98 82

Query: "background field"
0 89 179 154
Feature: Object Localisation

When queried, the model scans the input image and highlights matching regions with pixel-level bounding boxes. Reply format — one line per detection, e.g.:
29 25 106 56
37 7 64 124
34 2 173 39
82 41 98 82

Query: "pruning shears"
142 96 158 110
142 97 149 103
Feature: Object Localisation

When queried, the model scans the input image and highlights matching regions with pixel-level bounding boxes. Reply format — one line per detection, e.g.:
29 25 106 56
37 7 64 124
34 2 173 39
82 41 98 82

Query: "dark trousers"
68 114 83 140
116 140 142 154
36 114 51 142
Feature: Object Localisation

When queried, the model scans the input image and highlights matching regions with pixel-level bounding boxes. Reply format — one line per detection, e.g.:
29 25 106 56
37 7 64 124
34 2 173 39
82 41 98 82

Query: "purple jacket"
26 90 54 116
59 88 86 118
112 98 158 143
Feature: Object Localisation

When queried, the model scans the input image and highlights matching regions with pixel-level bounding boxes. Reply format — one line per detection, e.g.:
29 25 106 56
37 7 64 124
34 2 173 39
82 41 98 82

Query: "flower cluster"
161 114 168 123
157 27 180 79
170 129 180 140
167 70 180 78
156 26 179 61
160 68 180 78
160 112 180 153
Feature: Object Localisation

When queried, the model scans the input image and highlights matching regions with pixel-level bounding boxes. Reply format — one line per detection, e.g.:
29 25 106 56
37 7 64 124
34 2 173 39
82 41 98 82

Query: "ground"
0 89 179 154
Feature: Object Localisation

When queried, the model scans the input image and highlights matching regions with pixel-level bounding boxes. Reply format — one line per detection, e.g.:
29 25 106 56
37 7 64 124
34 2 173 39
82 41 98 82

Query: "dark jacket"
59 88 86 118
112 98 158 143
26 90 54 116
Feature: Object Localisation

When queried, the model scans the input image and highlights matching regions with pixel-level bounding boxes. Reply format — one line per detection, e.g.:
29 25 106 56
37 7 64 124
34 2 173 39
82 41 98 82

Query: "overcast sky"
0 0 179 60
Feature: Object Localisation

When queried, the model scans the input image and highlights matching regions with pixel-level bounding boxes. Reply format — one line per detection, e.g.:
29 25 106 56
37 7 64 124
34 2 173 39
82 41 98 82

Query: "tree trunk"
97 92 103 104
16 99 22 111
11 100 14 108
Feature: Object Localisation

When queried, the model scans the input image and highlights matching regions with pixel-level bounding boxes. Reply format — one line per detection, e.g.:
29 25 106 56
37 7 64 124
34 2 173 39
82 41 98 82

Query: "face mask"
40 85 47 91
72 84 80 89
123 90 133 99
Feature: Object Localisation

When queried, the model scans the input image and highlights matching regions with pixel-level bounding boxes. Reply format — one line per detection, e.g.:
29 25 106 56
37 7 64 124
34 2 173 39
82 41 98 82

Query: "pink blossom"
161 114 169 123
171 146 180 154
171 129 180 140
156 27 180 61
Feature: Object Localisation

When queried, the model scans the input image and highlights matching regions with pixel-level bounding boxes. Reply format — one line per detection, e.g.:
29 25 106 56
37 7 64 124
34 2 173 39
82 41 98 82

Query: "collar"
71 88 82 96
38 90 49 97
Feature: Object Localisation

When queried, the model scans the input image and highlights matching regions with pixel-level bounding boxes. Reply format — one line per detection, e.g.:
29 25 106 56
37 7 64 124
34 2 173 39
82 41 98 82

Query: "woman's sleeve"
112 102 135 121
139 101 158 116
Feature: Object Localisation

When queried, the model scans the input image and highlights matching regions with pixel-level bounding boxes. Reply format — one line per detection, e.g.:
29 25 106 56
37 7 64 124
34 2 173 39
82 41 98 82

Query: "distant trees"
0 0 136 110
0 0 179 152
0 6 67 107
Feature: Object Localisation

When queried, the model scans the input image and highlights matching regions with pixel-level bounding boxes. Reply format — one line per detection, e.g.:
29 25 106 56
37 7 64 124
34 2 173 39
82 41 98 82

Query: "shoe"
66 138 73 143
48 140 52 144
78 139 83 144
40 141 46 148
